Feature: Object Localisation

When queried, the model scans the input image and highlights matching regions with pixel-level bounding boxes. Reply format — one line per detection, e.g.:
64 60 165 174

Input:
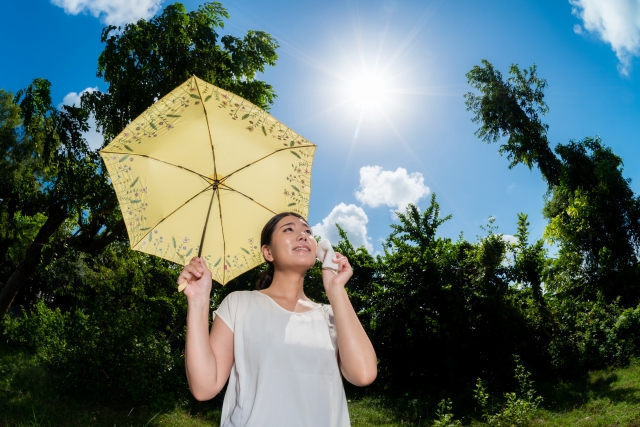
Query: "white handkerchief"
316 239 338 274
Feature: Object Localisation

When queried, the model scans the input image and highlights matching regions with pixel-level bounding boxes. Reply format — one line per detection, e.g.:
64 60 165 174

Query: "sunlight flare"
344 70 394 110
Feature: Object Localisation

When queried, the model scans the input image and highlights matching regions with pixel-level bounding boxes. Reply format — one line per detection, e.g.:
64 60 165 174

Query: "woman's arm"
323 254 377 386
181 257 235 400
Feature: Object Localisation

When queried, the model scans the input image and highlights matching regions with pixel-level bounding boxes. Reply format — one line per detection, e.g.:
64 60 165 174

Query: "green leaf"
185 248 193 257
166 114 181 118
149 122 157 130
291 151 301 159
130 200 141 203
242 114 250 120
124 145 133 152
288 202 297 206
119 155 130 162
226 259 232 267
140 227 150 231
291 185 300 192
241 248 250 254
149 233 153 242
262 125 267 136
172 237 176 248
189 94 201 100
213 257 222 267
205 95 212 102
129 177 139 187
290 141 294 147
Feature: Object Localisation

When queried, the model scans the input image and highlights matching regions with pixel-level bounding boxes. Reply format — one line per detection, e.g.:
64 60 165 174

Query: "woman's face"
262 215 317 272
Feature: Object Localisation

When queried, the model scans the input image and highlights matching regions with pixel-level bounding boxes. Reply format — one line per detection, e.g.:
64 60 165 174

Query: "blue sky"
2 0 640 254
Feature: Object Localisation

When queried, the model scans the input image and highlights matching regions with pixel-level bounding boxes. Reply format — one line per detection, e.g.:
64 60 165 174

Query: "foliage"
431 399 462 427
510 213 548 303
465 60 560 185
84 1 279 143
466 60 640 308
0 1 281 321
474 356 543 427
3 243 188 406
543 137 640 303
362 195 547 397
4 336 640 427
0 78 109 319
546 297 640 377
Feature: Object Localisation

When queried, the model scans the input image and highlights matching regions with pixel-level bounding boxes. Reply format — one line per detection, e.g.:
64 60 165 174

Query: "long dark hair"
256 212 307 290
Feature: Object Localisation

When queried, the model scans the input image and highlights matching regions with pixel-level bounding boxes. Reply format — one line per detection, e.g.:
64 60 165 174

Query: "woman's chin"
283 258 316 272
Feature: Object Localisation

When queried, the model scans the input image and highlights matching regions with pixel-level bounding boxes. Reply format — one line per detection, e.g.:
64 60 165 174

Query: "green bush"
431 399 462 427
546 298 640 377
3 244 190 407
474 356 543 427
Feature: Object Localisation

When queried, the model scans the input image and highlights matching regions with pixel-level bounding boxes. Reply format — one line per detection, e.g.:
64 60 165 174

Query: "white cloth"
213 291 350 427
316 240 338 273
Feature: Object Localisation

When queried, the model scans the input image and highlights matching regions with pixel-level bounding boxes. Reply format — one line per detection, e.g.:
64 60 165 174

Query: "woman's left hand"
322 252 353 292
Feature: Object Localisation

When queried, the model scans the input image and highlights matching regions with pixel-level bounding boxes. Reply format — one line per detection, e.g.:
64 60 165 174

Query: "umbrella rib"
218 185 278 216
100 151 212 184
194 79 218 180
220 145 315 183
197 186 217 258
131 185 213 249
216 187 227 284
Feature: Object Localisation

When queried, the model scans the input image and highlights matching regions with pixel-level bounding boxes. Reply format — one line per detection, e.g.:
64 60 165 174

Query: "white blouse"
213 290 350 427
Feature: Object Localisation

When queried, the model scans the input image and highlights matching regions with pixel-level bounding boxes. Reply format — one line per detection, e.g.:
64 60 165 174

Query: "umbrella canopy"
100 76 316 285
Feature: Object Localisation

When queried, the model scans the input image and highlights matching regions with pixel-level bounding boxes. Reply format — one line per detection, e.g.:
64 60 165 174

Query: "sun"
344 69 394 111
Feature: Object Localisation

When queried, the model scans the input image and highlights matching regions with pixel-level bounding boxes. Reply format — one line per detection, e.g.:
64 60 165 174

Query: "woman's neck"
264 269 306 301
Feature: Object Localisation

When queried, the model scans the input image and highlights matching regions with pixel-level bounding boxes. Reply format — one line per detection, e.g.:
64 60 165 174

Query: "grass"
532 361 640 426
0 342 402 427
4 340 640 427
0 342 221 427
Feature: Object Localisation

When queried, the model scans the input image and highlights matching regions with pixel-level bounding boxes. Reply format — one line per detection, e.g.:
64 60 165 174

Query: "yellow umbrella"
100 76 316 286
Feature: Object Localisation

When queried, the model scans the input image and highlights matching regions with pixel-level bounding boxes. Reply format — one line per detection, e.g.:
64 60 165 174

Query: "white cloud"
312 203 373 252
570 0 640 75
502 234 518 245
59 87 103 150
51 0 163 26
355 165 430 212
58 87 97 109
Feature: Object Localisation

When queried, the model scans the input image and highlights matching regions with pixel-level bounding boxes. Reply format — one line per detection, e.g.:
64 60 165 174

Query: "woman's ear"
262 244 274 262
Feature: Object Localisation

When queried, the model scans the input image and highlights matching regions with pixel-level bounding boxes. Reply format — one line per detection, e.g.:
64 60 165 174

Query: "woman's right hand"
177 257 212 302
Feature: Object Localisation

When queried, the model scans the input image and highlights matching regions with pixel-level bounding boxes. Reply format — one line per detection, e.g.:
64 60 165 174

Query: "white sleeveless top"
213 290 350 427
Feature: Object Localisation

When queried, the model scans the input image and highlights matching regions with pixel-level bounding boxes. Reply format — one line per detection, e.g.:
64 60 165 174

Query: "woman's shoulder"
214 291 255 327
220 290 255 303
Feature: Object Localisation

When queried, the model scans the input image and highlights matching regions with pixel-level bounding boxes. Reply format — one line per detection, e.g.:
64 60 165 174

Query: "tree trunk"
0 205 67 320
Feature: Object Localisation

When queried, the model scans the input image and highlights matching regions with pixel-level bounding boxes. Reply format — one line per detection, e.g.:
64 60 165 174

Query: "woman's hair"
256 211 307 290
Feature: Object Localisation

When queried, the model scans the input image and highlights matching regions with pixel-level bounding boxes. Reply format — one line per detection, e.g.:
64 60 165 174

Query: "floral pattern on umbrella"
100 76 316 285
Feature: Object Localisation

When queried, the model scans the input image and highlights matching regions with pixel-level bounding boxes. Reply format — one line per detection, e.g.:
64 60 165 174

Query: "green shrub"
547 298 640 377
2 244 192 407
431 399 462 427
474 356 543 427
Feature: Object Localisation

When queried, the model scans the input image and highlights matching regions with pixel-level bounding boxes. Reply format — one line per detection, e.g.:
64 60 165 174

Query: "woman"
179 212 377 427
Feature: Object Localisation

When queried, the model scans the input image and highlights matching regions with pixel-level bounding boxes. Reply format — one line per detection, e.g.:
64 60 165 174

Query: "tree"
365 195 538 396
84 2 278 142
466 60 640 305
543 137 640 302
0 80 103 319
510 213 547 304
465 60 560 186
0 1 280 320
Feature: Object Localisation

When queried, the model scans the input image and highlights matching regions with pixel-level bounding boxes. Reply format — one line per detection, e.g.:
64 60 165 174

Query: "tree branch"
0 205 68 320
